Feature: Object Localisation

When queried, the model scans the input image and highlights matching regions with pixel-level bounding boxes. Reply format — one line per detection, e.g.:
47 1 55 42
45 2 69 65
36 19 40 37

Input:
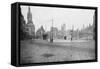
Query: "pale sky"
21 5 95 32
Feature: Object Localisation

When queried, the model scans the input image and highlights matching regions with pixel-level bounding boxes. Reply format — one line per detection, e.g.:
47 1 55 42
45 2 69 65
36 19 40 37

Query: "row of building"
20 6 68 40
20 6 94 40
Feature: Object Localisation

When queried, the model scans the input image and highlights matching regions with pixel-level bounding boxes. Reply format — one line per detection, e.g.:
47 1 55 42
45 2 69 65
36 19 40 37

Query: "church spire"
29 6 30 12
27 6 33 24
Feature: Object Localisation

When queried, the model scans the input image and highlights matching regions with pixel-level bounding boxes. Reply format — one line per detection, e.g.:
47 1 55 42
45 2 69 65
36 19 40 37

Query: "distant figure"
50 39 53 43
71 37 72 41
64 36 66 40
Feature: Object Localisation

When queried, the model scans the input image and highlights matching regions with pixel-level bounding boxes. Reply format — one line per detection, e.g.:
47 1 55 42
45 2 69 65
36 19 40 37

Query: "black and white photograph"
18 4 97 65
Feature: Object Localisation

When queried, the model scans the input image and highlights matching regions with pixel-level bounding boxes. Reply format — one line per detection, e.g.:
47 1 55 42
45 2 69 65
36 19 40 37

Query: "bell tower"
25 6 35 38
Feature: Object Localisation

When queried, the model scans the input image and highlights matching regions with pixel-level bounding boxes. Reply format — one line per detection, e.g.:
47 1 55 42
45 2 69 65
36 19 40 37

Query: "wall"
0 0 99 69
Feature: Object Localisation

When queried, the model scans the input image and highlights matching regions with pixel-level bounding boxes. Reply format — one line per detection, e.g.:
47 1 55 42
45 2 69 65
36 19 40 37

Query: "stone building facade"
36 26 45 39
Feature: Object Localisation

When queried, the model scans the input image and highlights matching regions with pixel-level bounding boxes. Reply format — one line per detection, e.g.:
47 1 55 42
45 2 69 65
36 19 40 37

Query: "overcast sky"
21 5 95 32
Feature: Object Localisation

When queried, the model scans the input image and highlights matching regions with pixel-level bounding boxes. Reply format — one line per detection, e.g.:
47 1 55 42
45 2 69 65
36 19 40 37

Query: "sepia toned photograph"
19 4 97 64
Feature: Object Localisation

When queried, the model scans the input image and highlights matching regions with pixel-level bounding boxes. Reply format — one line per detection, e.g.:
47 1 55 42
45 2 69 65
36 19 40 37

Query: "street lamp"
70 25 74 41
50 19 53 43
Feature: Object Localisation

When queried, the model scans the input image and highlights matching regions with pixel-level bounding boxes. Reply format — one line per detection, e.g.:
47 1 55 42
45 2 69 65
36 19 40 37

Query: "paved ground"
20 39 95 64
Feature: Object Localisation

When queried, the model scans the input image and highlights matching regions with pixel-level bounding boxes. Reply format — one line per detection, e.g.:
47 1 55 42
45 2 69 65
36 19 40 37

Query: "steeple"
29 6 30 12
27 6 33 24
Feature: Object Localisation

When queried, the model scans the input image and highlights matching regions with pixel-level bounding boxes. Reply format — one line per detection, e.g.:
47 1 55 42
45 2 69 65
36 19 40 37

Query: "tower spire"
28 6 30 12
27 6 32 24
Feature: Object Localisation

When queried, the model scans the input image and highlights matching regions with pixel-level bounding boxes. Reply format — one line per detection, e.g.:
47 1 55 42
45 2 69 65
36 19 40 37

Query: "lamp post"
71 25 74 41
50 19 53 43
